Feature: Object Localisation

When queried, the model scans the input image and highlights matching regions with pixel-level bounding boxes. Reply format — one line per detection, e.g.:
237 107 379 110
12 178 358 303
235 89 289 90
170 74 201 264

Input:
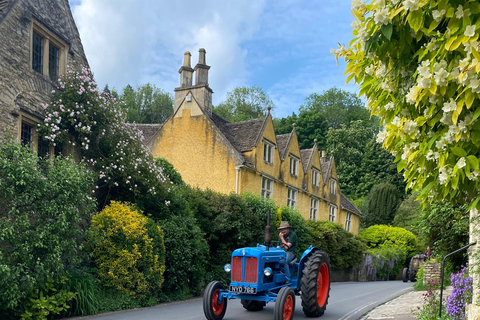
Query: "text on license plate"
230 286 257 294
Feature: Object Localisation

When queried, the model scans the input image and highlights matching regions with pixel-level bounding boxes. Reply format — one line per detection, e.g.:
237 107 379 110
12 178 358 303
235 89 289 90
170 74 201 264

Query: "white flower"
406 87 417 104
385 102 395 110
374 7 390 26
465 25 476 37
365 65 375 75
457 157 466 169
440 112 452 125
432 9 445 22
375 63 387 77
377 130 388 143
455 5 470 19
392 116 402 127
417 60 431 78
352 0 366 10
429 95 439 104
434 68 449 87
469 170 479 181
374 0 385 7
442 98 457 112
351 20 362 30
436 139 446 150
469 77 480 90
418 76 431 88
358 26 369 40
404 120 417 135
403 0 419 11
439 167 448 184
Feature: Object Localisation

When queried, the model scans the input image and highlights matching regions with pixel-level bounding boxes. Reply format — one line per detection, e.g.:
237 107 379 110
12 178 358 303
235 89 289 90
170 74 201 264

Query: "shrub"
446 266 473 320
307 220 366 269
89 201 165 299
360 225 419 260
0 139 96 317
159 215 209 299
276 206 310 254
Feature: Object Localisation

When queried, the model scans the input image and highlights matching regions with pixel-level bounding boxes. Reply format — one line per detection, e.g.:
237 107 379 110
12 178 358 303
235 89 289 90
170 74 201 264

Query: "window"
329 204 337 222
310 197 319 221
287 188 297 209
21 122 33 147
31 22 67 81
261 177 273 199
19 112 52 158
312 168 320 187
345 212 352 232
289 155 299 177
263 140 275 164
330 178 337 195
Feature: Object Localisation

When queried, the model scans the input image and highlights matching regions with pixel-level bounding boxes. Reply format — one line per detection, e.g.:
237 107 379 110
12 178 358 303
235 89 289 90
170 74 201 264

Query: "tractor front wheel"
402 268 408 282
241 299 265 311
203 281 227 320
274 286 295 320
301 251 330 317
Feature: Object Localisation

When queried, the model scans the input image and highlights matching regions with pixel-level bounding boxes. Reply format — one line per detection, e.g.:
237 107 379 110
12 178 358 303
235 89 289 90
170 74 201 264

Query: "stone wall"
466 208 480 320
423 262 441 284
0 0 88 141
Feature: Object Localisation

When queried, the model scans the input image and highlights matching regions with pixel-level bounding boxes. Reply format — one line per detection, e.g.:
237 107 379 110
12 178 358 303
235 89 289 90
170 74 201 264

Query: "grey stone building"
0 0 88 154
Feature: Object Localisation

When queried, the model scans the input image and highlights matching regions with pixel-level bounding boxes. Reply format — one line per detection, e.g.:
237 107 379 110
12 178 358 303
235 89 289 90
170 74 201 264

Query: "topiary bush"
307 220 366 269
360 225 419 260
89 201 165 299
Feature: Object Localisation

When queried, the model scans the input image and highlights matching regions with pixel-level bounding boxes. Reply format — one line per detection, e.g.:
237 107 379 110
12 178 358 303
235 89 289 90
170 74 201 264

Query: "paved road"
67 281 413 320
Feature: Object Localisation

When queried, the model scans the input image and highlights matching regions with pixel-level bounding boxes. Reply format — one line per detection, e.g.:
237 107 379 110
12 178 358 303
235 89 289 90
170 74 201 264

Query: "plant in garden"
333 0 480 209
88 201 165 299
39 67 169 210
415 279 451 320
0 139 96 318
360 225 419 259
446 265 473 319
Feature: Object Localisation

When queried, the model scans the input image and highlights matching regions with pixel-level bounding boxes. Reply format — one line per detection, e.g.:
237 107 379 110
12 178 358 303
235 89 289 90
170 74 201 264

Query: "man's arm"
279 232 292 249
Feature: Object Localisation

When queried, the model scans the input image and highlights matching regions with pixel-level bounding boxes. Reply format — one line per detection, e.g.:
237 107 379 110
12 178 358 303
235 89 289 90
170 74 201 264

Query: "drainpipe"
235 165 243 194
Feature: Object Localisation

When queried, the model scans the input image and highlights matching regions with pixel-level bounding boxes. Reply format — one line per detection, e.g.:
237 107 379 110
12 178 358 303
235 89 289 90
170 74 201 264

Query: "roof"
133 123 162 151
320 156 331 182
341 193 362 216
300 148 313 173
276 133 290 160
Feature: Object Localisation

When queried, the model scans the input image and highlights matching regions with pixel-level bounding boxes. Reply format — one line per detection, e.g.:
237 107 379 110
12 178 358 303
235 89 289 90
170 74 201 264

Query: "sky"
68 0 358 119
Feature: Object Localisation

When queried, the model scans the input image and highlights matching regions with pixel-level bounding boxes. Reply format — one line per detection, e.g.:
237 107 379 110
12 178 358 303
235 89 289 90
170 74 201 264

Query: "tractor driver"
278 221 297 279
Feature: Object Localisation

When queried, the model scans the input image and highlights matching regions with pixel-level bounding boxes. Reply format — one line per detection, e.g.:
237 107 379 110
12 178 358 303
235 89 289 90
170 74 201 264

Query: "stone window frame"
310 197 319 221
30 20 68 81
289 154 299 177
287 187 297 209
18 111 50 158
328 204 337 222
329 178 337 195
263 139 275 165
345 212 353 232
312 167 320 187
261 176 273 199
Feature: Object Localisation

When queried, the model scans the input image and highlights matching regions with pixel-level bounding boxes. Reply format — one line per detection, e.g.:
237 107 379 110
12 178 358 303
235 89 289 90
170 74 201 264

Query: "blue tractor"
203 212 331 320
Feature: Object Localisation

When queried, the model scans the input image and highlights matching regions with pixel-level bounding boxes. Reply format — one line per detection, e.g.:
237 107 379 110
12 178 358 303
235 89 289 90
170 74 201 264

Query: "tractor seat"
289 258 297 265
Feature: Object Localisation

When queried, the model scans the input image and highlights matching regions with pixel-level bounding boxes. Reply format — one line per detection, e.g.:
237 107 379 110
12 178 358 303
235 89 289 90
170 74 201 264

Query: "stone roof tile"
300 148 312 173
276 133 290 160
341 193 362 216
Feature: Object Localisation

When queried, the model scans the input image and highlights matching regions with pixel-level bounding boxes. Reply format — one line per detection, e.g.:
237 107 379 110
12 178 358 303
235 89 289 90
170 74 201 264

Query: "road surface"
66 281 413 320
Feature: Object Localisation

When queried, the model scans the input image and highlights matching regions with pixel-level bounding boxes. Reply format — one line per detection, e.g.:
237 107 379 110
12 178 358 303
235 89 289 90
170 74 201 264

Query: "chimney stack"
178 51 194 87
194 48 210 86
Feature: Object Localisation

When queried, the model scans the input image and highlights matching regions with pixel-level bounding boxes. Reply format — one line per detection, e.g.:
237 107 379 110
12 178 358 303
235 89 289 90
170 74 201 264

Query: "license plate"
230 286 257 294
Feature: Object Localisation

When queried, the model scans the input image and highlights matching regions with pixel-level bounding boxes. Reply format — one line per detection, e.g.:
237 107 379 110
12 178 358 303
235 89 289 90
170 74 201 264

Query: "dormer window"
263 140 275 165
312 168 320 187
330 178 337 195
289 154 299 177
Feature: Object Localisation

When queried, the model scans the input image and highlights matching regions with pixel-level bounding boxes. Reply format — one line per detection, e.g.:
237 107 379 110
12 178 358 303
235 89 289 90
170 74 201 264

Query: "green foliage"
156 157 185 186
213 86 273 122
62 269 101 317
336 0 480 209
393 192 423 234
416 201 470 267
301 88 379 131
119 83 173 124
89 201 165 299
276 206 310 254
360 225 419 260
21 276 76 320
367 247 406 279
363 183 402 227
0 139 96 316
307 220 366 269
159 215 209 299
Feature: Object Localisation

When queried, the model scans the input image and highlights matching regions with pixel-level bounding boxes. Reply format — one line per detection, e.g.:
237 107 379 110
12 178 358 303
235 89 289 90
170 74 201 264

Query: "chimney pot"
183 51 192 67
198 48 206 65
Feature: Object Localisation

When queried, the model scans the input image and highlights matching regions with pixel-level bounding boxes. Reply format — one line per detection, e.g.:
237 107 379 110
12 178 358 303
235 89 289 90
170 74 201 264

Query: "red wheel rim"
316 262 329 306
212 288 225 316
283 294 293 319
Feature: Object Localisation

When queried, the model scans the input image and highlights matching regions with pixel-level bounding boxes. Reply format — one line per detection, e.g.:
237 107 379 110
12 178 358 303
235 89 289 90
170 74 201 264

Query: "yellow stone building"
141 49 362 234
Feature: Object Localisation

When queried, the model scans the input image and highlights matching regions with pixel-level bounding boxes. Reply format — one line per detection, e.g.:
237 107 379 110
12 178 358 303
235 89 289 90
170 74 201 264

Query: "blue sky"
68 0 358 118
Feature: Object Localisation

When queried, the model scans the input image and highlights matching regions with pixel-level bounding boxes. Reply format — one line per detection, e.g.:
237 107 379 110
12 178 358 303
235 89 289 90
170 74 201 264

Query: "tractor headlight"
224 264 232 273
264 267 272 277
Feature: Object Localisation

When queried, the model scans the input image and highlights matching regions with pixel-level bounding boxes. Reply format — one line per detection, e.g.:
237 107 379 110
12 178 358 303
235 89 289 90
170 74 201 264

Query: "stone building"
139 49 362 234
0 0 88 154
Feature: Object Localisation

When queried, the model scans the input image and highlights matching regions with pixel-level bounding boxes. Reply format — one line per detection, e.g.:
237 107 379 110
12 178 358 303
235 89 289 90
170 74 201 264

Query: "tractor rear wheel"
203 281 227 320
241 299 265 311
402 268 408 282
274 286 295 320
301 251 330 317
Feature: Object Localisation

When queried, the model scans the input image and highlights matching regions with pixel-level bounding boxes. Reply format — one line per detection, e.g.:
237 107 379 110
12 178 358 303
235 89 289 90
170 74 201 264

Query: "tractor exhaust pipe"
265 210 271 251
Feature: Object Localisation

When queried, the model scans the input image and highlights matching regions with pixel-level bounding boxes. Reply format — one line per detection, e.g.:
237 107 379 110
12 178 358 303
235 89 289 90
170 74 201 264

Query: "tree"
301 88 379 132
392 192 423 234
333 0 480 209
213 86 274 122
363 183 402 228
120 83 173 124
